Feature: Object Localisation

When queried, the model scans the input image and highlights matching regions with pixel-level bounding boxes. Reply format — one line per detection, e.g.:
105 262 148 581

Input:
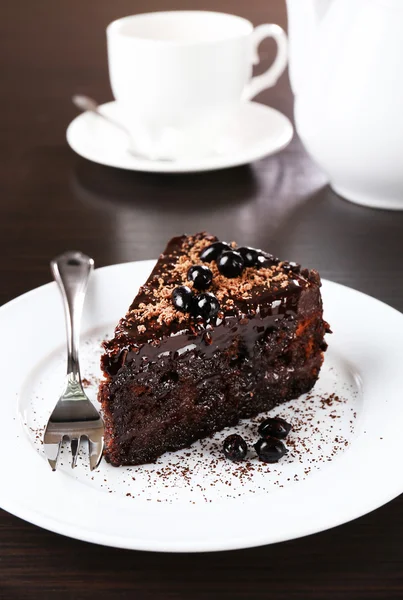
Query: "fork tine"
89 437 104 471
44 441 62 471
71 437 80 469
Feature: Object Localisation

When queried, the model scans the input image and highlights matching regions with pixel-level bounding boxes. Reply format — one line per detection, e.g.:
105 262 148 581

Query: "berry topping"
223 434 248 461
238 246 260 267
254 438 288 463
282 261 301 274
187 265 213 290
200 241 231 263
217 251 244 278
192 292 220 320
258 417 292 440
172 286 193 313
256 252 279 269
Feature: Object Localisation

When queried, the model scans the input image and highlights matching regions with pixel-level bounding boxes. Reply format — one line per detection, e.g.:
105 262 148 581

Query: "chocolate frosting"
101 233 322 378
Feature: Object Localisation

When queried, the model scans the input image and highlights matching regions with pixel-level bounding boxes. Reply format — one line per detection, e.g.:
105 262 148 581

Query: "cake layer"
99 233 328 466
100 313 324 465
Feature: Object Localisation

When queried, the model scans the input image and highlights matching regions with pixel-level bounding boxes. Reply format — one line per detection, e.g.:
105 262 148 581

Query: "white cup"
107 11 288 159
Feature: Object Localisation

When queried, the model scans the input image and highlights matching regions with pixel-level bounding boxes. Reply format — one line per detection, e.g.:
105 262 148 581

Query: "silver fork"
44 251 104 471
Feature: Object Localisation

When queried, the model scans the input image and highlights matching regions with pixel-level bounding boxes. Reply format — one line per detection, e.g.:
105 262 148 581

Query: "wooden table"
1 1 403 598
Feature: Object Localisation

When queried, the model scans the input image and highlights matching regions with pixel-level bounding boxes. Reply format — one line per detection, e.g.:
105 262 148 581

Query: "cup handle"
243 24 288 101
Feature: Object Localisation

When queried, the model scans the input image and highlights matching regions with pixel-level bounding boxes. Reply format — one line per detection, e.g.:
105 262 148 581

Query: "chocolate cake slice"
99 233 328 466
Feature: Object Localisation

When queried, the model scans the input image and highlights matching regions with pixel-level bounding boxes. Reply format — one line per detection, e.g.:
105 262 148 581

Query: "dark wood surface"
1 1 403 599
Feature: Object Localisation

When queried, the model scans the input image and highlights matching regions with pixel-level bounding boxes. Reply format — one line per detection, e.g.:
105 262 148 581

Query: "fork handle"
51 251 94 383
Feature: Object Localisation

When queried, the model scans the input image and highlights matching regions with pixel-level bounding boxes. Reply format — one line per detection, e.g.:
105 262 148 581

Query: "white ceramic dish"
1 260 403 552
66 101 294 173
287 0 403 210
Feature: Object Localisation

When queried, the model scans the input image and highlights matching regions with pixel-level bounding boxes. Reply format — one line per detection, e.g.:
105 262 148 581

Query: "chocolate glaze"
102 233 320 377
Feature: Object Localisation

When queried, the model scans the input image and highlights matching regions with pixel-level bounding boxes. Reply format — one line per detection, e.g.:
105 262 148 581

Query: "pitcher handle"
243 24 288 101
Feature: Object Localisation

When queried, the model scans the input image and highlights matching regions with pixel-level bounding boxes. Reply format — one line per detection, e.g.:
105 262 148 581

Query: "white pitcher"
286 0 403 210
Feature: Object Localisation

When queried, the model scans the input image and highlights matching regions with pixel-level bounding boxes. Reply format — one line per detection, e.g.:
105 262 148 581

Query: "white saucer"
66 101 293 173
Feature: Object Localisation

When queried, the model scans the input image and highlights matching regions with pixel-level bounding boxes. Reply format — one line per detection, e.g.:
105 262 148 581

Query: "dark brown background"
1 1 403 599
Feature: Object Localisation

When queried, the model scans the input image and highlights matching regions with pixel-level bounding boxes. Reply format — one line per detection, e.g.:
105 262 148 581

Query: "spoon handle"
72 94 173 162
72 94 131 138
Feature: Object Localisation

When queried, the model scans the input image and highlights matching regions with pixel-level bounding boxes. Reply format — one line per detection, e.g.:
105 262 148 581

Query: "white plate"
66 101 293 173
1 260 403 552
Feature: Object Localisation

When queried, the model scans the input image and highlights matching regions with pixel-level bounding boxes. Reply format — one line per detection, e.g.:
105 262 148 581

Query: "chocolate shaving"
125 234 306 327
